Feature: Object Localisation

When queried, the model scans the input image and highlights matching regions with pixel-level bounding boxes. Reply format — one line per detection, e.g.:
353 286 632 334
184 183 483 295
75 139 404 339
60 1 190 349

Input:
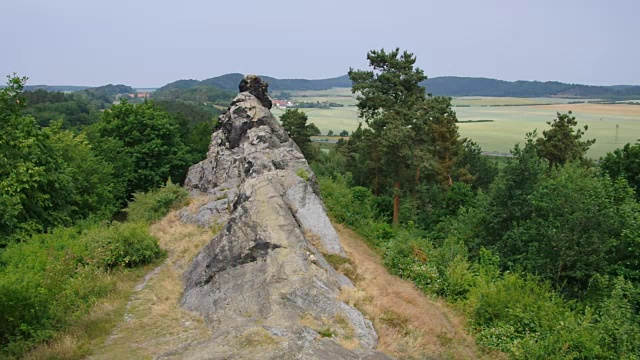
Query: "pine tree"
349 48 427 225
535 111 595 167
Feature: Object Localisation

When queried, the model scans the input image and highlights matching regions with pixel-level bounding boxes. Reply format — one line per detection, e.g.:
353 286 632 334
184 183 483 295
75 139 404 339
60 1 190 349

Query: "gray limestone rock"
169 76 391 359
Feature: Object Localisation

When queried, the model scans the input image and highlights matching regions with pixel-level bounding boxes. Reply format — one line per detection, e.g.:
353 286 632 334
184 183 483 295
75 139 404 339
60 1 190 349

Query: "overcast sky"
2 0 638 87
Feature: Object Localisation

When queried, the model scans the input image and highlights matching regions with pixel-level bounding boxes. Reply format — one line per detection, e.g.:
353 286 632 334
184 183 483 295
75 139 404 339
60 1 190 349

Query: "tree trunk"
415 166 421 185
393 181 400 226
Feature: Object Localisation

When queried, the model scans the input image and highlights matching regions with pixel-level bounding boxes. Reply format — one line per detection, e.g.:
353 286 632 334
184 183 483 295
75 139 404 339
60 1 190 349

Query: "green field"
451 96 590 106
273 88 640 159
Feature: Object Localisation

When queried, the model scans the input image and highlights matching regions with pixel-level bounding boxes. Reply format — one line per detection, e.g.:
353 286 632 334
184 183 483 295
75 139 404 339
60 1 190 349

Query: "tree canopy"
280 108 319 161
535 111 596 167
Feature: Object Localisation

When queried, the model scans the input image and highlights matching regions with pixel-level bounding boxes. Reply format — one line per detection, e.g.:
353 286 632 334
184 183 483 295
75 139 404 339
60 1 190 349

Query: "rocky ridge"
165 76 390 359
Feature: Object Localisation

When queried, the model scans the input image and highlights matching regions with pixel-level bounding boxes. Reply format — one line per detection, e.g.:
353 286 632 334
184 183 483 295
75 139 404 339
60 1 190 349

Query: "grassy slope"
333 223 494 359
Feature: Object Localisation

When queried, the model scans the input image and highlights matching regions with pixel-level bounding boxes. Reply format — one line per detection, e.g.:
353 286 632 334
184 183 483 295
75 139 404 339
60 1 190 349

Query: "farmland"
273 88 640 159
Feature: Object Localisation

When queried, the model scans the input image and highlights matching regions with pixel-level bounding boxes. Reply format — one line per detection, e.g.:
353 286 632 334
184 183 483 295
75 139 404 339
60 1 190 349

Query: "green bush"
319 175 376 228
88 222 164 269
0 221 163 356
125 180 188 223
382 233 441 293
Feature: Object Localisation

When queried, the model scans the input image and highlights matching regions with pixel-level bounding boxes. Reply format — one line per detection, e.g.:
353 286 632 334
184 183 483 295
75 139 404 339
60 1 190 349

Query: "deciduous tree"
600 140 640 199
91 100 190 200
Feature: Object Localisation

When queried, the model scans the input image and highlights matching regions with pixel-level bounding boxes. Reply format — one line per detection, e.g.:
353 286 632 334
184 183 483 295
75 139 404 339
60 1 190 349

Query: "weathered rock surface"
167 76 391 359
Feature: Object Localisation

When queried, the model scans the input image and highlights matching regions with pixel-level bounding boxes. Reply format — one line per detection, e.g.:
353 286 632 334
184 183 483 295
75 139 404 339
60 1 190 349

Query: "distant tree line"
155 73 640 99
295 101 344 108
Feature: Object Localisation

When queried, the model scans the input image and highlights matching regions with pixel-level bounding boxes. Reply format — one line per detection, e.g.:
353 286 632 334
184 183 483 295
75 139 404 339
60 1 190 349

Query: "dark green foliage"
423 76 640 99
23 85 90 92
152 84 234 111
91 100 190 199
470 136 547 254
21 89 101 128
80 84 135 107
535 111 596 167
152 100 221 164
318 175 376 228
280 108 320 160
456 143 640 296
454 140 498 190
0 74 209 355
601 140 640 199
349 48 428 224
125 181 189 223
318 172 640 359
423 95 469 186
307 122 321 136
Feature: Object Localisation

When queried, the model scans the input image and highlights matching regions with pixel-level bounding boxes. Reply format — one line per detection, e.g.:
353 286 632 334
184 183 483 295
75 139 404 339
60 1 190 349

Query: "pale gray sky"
1 0 638 87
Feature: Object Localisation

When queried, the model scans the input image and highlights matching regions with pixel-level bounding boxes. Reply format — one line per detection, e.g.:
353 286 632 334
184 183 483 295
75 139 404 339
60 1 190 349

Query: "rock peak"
239 75 272 109
171 81 389 359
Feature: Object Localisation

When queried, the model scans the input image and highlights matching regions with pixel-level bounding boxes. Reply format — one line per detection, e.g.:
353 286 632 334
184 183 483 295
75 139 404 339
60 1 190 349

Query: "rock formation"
166 76 390 359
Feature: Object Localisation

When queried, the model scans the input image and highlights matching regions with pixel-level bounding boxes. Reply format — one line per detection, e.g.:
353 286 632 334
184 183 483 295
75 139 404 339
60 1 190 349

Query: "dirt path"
88 212 213 359
333 223 487 359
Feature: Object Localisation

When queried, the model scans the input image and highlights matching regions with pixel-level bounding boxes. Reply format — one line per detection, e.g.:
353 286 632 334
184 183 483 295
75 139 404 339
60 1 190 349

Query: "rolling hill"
156 74 640 99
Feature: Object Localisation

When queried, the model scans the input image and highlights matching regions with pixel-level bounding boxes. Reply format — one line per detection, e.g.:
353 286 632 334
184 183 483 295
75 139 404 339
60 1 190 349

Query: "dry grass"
235 328 278 348
298 312 359 350
333 223 497 360
88 210 215 359
22 268 148 360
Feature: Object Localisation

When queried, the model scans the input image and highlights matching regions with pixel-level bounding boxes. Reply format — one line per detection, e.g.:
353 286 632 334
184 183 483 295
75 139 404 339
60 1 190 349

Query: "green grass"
455 104 640 158
272 107 361 136
451 96 592 106
271 88 640 159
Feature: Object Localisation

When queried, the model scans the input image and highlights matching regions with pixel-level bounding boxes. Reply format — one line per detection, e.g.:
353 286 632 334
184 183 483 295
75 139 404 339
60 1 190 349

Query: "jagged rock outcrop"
167 76 390 359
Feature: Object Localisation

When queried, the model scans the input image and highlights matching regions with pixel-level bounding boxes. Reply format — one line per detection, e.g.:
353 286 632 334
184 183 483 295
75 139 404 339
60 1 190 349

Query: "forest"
1 45 640 358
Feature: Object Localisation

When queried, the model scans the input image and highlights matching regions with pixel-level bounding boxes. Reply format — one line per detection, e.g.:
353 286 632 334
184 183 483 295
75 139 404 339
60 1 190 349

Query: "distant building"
123 92 151 99
273 99 294 108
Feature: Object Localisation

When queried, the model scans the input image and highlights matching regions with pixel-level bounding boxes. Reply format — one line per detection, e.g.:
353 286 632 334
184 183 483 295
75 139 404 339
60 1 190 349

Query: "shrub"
88 222 164 269
319 175 376 228
0 221 163 356
125 180 188 223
